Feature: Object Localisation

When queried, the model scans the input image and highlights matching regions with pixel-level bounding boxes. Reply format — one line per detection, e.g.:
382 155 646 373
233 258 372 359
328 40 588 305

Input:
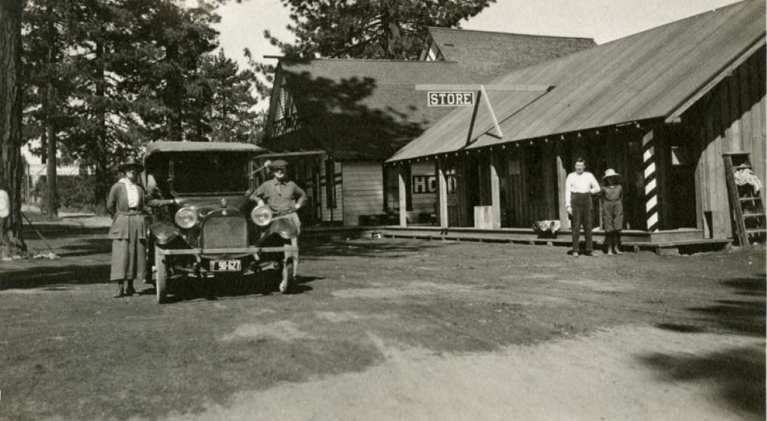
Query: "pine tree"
0 0 26 257
253 0 495 96
202 50 259 143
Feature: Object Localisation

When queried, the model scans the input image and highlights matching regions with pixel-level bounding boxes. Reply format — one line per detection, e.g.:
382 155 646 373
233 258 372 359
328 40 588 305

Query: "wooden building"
262 28 595 226
387 0 766 246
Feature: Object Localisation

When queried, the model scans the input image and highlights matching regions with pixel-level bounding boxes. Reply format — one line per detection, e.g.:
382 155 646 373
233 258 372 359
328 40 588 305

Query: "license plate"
209 260 241 272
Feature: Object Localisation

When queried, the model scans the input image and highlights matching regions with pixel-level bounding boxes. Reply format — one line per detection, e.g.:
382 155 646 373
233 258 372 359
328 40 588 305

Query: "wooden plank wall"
342 161 385 227
683 46 766 239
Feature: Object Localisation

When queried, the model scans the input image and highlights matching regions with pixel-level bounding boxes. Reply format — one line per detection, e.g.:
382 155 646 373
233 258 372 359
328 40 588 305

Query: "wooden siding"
682 45 766 239
342 162 385 227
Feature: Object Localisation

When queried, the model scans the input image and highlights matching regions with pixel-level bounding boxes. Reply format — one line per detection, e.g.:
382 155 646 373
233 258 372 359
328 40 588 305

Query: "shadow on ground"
644 273 766 420
22 224 108 240
0 264 111 291
300 237 449 260
157 274 324 303
639 345 765 420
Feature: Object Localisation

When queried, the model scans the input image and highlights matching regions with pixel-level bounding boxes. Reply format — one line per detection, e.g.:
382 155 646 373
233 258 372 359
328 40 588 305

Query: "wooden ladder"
723 152 766 246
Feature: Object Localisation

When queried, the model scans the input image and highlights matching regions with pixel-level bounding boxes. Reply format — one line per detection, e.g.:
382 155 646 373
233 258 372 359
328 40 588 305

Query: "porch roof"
389 0 766 163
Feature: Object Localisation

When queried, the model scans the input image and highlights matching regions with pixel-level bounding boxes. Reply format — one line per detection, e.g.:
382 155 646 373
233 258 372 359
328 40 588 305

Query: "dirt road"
0 225 764 420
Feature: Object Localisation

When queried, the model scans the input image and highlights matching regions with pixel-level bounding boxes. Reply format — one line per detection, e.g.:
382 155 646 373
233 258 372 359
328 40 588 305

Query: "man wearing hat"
107 158 148 298
251 159 307 234
600 169 623 255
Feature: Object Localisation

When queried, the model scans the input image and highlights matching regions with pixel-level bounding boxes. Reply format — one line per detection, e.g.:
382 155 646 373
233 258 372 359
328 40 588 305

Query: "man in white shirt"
566 158 600 256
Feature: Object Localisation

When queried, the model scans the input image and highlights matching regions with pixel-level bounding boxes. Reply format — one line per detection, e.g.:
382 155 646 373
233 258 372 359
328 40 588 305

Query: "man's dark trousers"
571 192 593 253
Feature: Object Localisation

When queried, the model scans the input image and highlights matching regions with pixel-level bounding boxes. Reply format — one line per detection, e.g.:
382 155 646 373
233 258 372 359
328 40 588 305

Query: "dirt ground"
0 221 764 421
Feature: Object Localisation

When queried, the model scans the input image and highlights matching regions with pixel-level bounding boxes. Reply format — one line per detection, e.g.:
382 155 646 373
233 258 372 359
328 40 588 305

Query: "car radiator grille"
201 216 248 250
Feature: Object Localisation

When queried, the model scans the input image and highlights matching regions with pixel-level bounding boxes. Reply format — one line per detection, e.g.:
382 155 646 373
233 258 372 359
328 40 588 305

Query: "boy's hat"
602 169 620 180
270 159 288 169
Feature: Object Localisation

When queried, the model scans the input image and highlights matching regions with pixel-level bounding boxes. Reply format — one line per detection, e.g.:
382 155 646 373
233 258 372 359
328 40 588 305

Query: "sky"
214 0 744 69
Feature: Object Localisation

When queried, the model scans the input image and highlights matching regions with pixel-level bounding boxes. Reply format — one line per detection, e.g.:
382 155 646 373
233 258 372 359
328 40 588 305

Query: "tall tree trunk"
0 0 27 257
166 43 183 140
93 28 109 215
44 0 58 219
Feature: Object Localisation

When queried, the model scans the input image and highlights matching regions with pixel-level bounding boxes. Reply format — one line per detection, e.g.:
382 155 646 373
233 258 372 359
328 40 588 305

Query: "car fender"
150 221 180 246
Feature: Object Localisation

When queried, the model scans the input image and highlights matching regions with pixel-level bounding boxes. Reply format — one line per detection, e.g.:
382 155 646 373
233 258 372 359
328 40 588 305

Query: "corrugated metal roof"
390 0 766 162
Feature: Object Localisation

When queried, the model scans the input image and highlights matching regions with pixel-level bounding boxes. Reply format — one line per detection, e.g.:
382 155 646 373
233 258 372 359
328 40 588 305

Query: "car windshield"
172 153 251 195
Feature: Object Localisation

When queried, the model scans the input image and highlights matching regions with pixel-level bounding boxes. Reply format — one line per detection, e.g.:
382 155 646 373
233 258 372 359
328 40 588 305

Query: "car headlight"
174 207 198 229
251 205 272 227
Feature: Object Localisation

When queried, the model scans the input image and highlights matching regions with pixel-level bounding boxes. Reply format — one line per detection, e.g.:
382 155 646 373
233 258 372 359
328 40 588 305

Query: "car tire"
155 247 168 304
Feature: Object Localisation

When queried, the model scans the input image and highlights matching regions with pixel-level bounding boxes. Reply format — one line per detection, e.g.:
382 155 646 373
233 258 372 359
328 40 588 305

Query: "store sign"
427 91 475 107
412 175 437 194
412 175 458 194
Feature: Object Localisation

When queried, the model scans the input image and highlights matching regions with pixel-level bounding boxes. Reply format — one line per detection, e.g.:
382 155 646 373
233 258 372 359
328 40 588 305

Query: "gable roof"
264 29 595 161
427 27 596 81
390 0 766 162
263 59 475 160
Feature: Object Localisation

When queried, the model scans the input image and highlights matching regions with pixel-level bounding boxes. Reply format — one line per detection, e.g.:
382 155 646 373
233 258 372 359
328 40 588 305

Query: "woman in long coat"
107 158 148 298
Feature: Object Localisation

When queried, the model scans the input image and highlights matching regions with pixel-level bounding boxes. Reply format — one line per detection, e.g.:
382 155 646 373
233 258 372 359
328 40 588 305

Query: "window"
384 166 412 212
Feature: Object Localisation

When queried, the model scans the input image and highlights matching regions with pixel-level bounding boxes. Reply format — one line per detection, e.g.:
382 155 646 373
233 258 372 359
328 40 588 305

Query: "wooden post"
490 153 502 229
398 165 407 227
642 129 660 232
437 159 449 229
556 141 569 229
543 142 557 219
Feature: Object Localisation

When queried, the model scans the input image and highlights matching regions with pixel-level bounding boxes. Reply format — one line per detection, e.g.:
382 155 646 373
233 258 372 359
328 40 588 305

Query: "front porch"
388 122 735 253
378 226 731 255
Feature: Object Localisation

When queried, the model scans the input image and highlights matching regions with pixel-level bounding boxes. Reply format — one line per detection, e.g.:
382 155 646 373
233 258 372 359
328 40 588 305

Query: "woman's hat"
602 168 620 180
734 162 752 170
118 158 144 172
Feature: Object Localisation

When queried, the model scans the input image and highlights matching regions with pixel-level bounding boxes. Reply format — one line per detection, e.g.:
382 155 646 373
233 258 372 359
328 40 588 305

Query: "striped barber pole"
642 130 659 232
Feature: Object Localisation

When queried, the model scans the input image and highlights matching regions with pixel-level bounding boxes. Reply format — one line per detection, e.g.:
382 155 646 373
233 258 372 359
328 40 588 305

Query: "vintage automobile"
143 141 299 303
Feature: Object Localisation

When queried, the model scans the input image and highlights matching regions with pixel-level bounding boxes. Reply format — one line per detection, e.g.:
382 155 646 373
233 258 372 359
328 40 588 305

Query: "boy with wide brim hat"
601 169 623 255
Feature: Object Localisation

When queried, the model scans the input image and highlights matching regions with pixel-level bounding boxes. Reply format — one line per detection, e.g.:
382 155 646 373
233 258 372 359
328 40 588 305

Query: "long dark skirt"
110 216 146 282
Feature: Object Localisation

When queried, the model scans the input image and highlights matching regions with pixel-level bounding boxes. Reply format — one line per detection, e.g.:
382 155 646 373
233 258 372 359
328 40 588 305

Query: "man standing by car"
251 159 307 234
565 157 600 257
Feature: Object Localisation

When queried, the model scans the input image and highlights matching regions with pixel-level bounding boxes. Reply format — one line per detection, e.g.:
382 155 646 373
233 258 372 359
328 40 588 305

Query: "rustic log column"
556 141 569 229
490 153 502 229
398 164 407 227
437 159 449 229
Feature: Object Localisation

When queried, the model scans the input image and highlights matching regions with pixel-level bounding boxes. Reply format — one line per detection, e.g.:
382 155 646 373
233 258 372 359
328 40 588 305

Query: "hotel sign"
427 91 475 107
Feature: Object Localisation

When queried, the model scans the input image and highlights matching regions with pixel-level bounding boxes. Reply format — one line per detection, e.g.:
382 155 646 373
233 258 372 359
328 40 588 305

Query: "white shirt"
565 172 600 207
119 178 140 208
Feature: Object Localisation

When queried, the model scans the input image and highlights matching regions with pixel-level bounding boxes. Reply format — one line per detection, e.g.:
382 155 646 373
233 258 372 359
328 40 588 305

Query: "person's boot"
614 233 623 255
606 234 614 256
126 280 136 296
114 281 125 298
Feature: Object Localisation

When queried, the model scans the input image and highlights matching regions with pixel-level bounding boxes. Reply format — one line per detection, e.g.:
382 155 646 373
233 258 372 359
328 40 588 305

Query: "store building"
386 0 765 247
261 28 595 226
